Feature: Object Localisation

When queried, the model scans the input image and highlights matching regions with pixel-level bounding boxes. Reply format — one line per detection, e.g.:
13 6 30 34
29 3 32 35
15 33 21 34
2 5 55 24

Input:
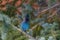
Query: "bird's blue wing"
21 22 29 31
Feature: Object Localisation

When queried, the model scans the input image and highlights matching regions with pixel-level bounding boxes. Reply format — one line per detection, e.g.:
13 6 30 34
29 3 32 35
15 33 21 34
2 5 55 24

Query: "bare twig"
37 3 60 17
48 8 60 18
48 11 57 18
29 23 39 30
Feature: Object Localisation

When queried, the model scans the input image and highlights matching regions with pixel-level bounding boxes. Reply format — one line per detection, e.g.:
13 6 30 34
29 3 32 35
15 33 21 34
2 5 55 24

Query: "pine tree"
0 0 60 40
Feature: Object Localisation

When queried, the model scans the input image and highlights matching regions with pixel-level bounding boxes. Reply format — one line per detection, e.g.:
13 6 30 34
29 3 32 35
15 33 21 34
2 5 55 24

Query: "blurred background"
0 0 60 40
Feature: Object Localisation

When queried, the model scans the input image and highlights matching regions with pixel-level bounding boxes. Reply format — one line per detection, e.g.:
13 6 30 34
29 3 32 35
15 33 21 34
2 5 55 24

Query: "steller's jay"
20 14 30 32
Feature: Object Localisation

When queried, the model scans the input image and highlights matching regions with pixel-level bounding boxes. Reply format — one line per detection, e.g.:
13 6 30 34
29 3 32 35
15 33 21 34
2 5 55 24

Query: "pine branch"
10 23 37 40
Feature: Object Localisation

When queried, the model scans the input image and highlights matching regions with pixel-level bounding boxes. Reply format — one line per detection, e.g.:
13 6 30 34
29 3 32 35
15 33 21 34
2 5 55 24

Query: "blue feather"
20 14 30 32
21 21 29 32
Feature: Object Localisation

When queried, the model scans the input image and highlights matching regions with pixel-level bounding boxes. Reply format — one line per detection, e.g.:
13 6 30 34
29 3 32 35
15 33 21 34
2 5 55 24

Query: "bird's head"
24 14 29 22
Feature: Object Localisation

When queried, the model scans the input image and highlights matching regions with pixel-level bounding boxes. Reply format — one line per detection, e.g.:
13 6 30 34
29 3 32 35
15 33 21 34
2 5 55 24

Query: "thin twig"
29 23 39 30
48 11 57 18
48 8 60 18
37 3 60 17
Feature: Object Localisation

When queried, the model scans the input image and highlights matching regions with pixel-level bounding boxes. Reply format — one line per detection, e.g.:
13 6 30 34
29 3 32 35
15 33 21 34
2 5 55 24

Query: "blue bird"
20 14 30 32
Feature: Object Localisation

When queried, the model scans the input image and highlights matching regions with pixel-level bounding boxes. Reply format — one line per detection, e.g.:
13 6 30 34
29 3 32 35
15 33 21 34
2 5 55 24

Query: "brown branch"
37 3 60 18
48 8 60 18
10 23 36 40
29 23 39 30
48 11 57 18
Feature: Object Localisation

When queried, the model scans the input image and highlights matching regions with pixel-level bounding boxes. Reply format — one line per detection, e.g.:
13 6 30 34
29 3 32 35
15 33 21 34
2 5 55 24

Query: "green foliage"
0 0 60 40
0 13 28 40
2 4 16 17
